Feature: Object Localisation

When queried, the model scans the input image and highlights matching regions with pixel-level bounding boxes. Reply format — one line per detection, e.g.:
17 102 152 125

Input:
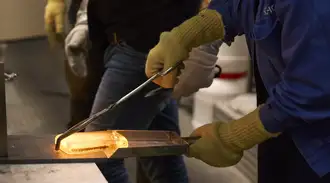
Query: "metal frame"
0 60 8 157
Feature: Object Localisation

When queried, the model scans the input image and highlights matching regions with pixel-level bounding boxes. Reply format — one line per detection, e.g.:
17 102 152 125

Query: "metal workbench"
0 43 107 183
0 164 107 183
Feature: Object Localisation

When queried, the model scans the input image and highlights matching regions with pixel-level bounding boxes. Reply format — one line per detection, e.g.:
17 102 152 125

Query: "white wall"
0 0 47 41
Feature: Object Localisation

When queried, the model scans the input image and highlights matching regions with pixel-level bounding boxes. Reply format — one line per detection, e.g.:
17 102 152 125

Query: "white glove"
65 24 88 77
172 40 222 99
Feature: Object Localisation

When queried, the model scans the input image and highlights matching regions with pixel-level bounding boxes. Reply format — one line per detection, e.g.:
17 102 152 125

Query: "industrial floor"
0 38 249 183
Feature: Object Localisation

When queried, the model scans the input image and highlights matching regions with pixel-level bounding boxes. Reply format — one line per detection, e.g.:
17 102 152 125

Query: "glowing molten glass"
55 131 128 158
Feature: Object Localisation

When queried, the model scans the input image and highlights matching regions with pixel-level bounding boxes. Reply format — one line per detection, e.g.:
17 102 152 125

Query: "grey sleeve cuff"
198 39 223 55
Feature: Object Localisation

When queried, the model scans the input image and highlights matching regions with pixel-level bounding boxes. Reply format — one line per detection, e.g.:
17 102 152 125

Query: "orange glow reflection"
55 131 128 158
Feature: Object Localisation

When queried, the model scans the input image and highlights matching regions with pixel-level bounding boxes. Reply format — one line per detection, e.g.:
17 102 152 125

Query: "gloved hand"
145 9 225 88
187 106 280 167
44 0 66 47
172 40 222 99
65 24 89 77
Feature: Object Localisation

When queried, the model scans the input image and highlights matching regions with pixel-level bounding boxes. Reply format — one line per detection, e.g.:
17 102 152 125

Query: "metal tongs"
55 61 184 150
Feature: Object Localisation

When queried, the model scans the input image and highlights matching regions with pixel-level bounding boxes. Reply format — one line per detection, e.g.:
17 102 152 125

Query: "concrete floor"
1 38 250 183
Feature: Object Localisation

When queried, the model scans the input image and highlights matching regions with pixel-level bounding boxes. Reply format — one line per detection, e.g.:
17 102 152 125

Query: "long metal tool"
145 65 222 97
55 61 184 150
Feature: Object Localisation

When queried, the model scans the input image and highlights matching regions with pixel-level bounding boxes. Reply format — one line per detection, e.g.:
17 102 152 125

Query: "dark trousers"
68 0 83 26
254 58 330 183
64 56 103 128
258 134 330 183
65 0 103 127
66 2 151 179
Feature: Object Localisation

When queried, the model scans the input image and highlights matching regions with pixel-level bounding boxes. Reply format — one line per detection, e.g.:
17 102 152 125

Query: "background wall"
0 0 71 41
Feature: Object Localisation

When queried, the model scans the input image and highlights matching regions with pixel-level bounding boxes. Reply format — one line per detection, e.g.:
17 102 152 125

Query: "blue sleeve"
208 0 242 45
259 0 330 133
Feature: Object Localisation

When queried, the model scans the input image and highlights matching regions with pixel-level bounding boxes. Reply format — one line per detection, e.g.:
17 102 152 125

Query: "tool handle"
145 65 222 98
214 65 222 78
182 136 201 145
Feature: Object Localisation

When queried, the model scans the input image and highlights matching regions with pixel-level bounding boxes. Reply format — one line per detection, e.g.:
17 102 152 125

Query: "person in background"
46 1 153 182
46 0 211 182
44 0 66 47
44 0 104 129
68 0 83 26
64 0 105 129
145 0 330 182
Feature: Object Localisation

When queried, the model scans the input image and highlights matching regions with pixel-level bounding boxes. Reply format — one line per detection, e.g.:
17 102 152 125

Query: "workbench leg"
0 48 8 157
136 159 151 183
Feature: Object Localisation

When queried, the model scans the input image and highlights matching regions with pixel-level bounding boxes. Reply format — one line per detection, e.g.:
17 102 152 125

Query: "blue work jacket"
209 0 330 176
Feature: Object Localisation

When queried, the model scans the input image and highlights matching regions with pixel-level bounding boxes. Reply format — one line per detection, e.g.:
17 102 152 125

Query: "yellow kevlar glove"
145 9 225 88
44 0 66 47
187 106 280 167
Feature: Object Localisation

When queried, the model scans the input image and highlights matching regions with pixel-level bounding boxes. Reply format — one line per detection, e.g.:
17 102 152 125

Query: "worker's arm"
44 0 66 47
172 40 222 99
172 0 246 98
145 11 225 88
187 0 330 168
65 0 89 77
259 0 330 133
145 0 244 88
207 0 243 45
